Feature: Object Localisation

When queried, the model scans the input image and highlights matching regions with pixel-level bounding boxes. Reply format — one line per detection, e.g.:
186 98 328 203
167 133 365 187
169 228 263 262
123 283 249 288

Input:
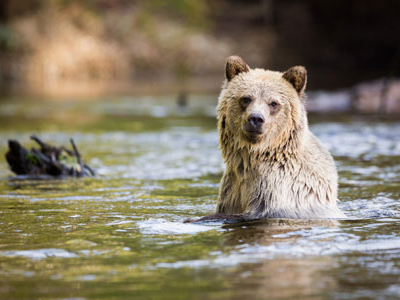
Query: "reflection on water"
0 96 400 299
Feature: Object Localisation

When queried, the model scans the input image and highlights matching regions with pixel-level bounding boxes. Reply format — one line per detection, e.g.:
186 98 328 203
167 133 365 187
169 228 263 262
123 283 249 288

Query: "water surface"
0 96 400 299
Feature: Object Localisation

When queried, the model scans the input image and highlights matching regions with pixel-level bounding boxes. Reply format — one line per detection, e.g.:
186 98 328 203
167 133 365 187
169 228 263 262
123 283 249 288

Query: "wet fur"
215 57 345 219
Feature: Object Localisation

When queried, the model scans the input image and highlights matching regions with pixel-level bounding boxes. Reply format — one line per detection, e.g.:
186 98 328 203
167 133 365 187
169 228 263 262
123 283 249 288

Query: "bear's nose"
248 114 265 129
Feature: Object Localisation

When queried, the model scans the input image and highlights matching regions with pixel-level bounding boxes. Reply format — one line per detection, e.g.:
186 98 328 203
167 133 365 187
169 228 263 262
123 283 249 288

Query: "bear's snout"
247 113 265 133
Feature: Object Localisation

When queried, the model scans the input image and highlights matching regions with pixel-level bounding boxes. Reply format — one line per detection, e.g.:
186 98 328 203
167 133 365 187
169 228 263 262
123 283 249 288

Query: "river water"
0 96 399 299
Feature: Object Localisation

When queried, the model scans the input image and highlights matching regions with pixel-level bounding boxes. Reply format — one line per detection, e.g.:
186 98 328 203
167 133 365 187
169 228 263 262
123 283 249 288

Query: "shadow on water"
221 218 340 245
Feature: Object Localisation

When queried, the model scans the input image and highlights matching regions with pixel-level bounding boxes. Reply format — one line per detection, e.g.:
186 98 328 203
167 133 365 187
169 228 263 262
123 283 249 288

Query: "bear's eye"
269 101 278 108
240 97 252 108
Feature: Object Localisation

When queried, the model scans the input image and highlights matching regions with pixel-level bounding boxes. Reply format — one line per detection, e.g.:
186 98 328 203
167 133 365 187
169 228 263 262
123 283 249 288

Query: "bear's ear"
225 56 250 81
282 66 307 94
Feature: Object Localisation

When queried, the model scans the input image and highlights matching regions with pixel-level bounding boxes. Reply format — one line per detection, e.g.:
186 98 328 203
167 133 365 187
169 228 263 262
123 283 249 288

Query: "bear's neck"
221 125 306 174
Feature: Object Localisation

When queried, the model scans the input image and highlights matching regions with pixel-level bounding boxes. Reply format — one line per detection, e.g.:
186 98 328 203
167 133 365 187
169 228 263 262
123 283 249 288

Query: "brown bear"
203 56 345 221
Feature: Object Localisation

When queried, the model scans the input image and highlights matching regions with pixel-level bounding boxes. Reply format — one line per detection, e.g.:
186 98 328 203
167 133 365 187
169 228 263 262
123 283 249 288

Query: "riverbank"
1 0 399 97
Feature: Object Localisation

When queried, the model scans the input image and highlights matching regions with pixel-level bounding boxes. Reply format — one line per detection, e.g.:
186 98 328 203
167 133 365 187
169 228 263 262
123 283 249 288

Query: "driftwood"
5 135 95 177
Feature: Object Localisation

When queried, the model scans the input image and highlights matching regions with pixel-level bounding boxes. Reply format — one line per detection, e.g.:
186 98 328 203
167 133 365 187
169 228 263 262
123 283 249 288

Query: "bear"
194 55 345 222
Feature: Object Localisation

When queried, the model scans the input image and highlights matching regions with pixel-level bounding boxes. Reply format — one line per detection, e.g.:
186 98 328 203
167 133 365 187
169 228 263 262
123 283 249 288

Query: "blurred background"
1 2 400 299
0 0 400 108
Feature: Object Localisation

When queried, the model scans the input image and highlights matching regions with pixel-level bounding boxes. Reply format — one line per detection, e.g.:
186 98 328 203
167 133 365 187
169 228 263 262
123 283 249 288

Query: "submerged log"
5 135 95 177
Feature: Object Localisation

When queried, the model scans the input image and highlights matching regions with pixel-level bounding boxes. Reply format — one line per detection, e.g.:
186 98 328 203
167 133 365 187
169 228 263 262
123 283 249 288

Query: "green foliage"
0 25 19 51
45 0 210 28
135 10 157 41
144 0 210 29
25 153 40 165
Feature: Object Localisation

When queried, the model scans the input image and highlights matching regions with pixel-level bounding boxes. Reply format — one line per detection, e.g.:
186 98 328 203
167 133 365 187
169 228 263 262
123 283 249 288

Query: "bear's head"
218 56 308 158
